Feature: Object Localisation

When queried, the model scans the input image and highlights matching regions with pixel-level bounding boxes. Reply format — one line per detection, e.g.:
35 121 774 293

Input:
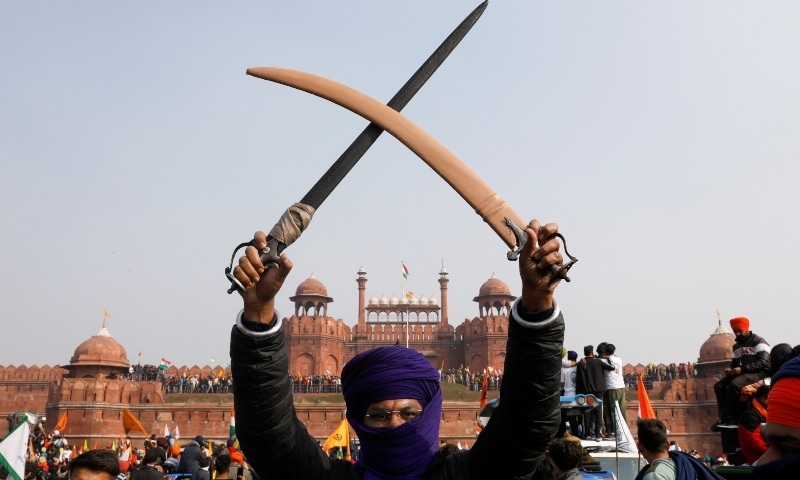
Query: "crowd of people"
3 432 256 480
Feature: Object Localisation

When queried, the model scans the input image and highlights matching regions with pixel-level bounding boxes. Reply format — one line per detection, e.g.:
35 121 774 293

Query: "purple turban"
342 346 442 480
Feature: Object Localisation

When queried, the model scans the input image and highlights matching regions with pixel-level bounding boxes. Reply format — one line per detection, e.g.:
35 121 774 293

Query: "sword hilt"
504 218 578 283
224 237 285 295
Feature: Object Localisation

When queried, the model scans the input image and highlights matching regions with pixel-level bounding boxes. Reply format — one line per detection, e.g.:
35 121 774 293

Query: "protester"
546 438 582 480
193 456 211 480
227 444 253 480
635 419 723 480
176 436 207 477
68 450 120 480
711 317 771 430
737 385 769 465
230 220 567 479
600 343 626 435
575 344 612 441
752 355 800 479
129 450 163 480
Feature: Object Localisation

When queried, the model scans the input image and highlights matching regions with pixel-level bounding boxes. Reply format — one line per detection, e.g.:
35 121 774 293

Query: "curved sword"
226 1 489 294
245 67 578 279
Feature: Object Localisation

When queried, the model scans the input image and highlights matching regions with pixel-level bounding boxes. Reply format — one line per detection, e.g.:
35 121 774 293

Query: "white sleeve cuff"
235 308 282 337
511 298 560 329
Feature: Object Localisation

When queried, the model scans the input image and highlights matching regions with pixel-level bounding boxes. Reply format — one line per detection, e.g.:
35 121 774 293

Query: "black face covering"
753 453 800 479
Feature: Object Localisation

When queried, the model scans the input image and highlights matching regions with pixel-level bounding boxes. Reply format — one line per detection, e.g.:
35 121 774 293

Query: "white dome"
419 295 428 305
369 295 379 305
428 296 438 305
399 296 409 305
389 295 399 305
409 296 419 305
379 295 389 305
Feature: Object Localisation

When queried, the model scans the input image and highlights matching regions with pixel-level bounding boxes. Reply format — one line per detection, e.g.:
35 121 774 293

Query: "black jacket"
130 466 164 480
575 357 611 394
231 307 565 480
730 333 771 375
177 442 204 475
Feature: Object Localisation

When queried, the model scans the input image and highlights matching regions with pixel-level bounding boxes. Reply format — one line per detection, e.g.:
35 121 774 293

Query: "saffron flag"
104 310 111 318
401 262 409 279
322 419 350 460
612 400 638 454
51 411 68 434
480 374 489 408
0 416 31 480
121 408 149 438
83 439 89 453
637 374 656 420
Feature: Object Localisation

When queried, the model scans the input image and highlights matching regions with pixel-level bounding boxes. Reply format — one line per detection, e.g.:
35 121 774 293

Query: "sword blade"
227 2 488 294
300 0 488 208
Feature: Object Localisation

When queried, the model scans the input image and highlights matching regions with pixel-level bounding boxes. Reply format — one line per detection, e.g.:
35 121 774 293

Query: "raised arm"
468 220 567 479
229 234 344 479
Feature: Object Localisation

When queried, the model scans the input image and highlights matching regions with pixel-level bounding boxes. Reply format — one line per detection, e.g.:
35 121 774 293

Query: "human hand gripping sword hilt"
224 236 285 295
504 217 578 283
225 203 314 295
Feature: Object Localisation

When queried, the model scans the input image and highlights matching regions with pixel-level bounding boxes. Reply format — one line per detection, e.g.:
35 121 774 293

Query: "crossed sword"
225 1 576 295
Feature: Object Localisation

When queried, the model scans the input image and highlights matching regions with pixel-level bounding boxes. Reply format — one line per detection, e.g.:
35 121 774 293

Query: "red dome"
69 325 130 369
698 323 735 363
295 274 328 296
478 275 511 297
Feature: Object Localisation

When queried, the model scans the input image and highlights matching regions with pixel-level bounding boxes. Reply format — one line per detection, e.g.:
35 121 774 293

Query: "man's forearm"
520 285 554 313
243 299 276 324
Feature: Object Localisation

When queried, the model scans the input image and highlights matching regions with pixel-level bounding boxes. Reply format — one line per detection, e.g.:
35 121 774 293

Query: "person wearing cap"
711 317 771 430
751 355 800 479
176 436 207 477
229 220 566 479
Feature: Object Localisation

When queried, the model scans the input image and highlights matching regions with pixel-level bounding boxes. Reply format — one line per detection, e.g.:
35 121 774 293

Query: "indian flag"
637 373 656 420
401 262 409 279
230 411 236 437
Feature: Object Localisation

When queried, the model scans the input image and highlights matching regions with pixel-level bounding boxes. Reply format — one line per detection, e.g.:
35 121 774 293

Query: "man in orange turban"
710 317 771 430
752 355 800 478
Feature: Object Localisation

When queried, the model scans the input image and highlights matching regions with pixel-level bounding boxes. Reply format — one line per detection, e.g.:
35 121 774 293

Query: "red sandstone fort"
0 268 735 454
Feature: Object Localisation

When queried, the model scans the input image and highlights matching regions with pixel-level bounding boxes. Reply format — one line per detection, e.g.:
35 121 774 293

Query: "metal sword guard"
504 217 578 283
224 237 283 295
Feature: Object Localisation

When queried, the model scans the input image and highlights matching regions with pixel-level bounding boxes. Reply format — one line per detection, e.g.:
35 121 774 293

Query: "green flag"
0 415 31 480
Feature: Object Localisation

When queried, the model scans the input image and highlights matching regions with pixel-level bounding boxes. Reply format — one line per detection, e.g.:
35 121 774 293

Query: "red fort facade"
0 267 734 454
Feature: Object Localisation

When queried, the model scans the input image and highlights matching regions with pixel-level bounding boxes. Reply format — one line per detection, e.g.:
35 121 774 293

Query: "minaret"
438 265 449 326
356 267 368 339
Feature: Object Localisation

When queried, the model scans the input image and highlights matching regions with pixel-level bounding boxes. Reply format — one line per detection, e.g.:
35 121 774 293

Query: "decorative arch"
296 353 315 377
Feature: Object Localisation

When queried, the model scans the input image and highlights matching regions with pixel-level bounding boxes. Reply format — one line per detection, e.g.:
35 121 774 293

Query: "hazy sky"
2 2 799 369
